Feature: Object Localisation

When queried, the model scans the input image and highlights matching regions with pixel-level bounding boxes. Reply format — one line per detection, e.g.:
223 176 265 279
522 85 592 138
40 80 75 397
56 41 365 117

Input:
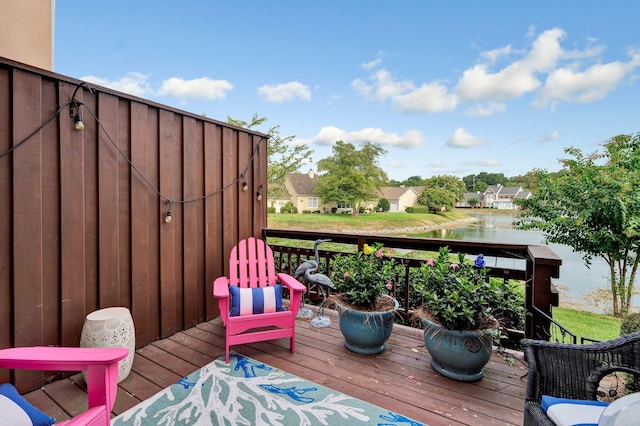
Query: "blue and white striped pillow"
229 284 284 316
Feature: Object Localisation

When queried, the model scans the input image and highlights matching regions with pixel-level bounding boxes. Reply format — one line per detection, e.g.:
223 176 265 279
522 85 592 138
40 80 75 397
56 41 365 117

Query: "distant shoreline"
341 216 479 235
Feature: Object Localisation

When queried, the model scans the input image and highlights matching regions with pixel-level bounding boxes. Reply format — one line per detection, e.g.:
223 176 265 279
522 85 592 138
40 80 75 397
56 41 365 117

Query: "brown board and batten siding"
0 57 267 391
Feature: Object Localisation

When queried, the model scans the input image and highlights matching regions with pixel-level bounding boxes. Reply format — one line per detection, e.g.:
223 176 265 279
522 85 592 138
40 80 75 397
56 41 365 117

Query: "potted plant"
412 246 505 381
329 243 401 354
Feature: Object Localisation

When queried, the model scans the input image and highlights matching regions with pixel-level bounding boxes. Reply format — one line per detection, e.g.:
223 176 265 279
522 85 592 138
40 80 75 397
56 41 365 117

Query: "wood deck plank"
22 307 525 425
23 388 71 422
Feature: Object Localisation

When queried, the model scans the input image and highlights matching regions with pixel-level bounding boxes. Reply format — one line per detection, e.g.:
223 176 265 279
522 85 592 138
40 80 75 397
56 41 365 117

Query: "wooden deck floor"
24 307 528 425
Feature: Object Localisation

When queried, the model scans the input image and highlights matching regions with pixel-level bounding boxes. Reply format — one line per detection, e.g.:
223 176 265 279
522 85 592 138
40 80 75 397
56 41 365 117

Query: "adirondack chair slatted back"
229 237 278 288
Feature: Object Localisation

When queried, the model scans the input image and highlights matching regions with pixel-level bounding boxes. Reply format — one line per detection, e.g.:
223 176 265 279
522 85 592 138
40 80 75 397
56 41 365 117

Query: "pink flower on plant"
450 263 460 270
426 258 435 267
375 250 383 258
386 281 393 290
344 271 350 279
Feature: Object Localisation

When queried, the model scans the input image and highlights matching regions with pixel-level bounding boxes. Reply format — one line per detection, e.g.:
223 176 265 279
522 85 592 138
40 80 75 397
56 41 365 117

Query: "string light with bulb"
165 200 173 223
69 82 95 131
241 173 248 192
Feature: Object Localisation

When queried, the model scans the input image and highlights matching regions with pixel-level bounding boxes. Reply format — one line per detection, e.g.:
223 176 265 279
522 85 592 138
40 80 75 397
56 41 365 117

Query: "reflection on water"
422 213 633 313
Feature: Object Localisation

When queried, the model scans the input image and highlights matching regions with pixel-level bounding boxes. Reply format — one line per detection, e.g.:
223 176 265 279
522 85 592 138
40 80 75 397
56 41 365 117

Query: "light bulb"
242 181 248 192
256 185 263 201
165 201 173 223
74 113 84 131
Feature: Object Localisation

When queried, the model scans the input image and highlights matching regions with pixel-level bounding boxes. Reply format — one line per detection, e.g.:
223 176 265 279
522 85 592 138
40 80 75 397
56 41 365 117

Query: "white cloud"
480 45 514 64
312 126 425 148
464 102 506 117
352 69 414 102
81 72 152 97
352 69 457 113
351 78 372 97
312 126 347 146
158 77 233 100
538 131 559 142
447 128 486 148
361 58 382 71
258 81 311 102
533 50 640 107
393 82 458 113
455 28 565 102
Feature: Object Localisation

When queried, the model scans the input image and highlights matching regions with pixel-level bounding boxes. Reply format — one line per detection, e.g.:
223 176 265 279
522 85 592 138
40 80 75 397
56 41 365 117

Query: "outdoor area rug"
111 352 426 426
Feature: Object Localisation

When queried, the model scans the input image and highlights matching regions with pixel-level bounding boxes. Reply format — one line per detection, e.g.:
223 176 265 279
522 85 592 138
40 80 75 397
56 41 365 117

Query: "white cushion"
541 395 608 426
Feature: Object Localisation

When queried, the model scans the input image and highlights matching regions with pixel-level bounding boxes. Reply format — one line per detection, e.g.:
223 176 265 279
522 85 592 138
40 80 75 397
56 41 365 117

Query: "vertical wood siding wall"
0 58 268 390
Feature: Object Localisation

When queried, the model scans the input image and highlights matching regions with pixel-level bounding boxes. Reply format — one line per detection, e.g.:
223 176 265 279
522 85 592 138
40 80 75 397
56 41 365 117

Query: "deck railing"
263 228 562 344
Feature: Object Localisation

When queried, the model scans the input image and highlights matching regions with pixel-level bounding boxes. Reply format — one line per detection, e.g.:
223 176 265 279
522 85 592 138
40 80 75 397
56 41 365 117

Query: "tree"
403 175 424 186
417 175 466 211
515 133 640 316
315 140 388 214
474 180 489 192
417 186 456 211
227 114 313 198
378 198 390 212
468 197 479 208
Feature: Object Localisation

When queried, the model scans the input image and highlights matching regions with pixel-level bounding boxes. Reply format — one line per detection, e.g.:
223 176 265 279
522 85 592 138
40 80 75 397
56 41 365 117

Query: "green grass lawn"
552 307 622 342
268 211 471 233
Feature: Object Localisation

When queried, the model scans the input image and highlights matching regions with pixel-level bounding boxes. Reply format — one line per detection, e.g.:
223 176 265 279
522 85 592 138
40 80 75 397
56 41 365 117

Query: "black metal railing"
530 305 577 344
263 228 562 344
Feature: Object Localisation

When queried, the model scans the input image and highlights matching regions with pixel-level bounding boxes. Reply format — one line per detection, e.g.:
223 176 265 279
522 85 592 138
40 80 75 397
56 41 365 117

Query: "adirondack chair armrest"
0 346 127 371
276 273 306 316
276 273 306 292
0 346 127 416
213 277 230 299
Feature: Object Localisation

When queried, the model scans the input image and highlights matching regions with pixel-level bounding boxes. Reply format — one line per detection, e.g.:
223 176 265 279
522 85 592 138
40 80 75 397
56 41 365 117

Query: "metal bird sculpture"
304 266 334 328
294 238 331 319
293 238 333 327
294 238 331 282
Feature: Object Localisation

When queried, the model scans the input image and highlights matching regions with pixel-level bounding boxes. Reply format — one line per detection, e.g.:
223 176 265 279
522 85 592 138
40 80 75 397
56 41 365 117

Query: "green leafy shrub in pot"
412 246 506 331
330 243 401 311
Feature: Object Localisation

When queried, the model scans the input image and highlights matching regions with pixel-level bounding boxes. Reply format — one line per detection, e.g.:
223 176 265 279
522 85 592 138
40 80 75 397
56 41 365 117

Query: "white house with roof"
375 186 422 212
268 172 422 213
481 184 532 209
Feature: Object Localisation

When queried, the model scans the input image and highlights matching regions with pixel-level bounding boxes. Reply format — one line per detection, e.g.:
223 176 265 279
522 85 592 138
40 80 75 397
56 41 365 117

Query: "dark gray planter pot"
420 317 494 382
334 295 398 355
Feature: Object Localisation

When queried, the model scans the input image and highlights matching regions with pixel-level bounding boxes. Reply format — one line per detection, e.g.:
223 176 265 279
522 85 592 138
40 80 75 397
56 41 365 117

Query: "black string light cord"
0 89 267 215
0 101 72 160
82 105 267 206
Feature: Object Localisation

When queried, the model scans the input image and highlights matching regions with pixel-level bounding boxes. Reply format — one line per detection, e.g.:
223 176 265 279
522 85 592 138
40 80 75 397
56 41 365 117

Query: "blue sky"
54 1 640 182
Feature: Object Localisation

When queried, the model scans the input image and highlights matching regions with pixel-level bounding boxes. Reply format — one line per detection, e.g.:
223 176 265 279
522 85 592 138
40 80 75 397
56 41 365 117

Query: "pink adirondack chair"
0 346 128 425
213 237 306 363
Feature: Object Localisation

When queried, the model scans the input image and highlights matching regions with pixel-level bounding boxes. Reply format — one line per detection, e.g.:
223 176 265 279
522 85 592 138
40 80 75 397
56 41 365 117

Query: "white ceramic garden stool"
80 307 135 383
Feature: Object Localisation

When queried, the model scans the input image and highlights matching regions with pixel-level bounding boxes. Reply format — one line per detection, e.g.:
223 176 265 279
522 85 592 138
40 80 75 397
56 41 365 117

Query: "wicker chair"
521 332 640 426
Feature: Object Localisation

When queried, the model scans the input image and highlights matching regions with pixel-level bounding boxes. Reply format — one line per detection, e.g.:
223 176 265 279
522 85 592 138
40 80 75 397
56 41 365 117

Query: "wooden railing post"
526 245 561 340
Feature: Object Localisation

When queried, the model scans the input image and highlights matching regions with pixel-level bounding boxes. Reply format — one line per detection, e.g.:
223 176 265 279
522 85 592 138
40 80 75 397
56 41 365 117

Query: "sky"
54 1 640 182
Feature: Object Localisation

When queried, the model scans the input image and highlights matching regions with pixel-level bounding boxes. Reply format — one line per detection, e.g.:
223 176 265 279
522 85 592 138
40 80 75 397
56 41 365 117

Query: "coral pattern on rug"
111 352 426 426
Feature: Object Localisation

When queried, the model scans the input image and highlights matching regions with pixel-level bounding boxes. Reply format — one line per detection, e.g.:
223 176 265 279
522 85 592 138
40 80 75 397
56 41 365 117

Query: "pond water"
421 212 637 314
